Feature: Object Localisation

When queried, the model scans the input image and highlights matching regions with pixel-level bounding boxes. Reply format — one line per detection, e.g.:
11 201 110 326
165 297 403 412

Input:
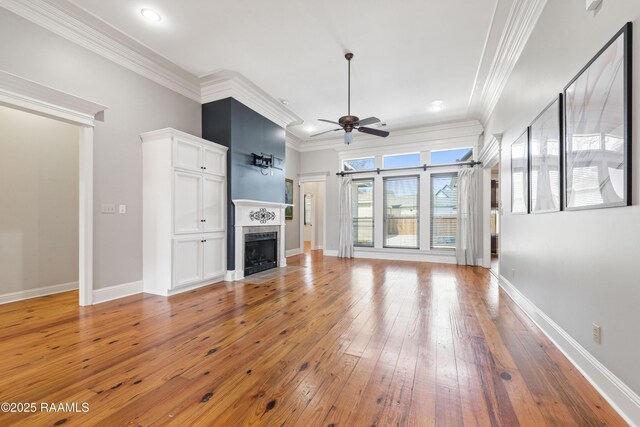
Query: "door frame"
478 134 502 269
0 70 107 306
298 174 327 254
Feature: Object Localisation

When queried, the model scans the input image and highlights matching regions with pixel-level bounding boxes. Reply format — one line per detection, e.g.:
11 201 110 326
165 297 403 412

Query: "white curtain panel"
456 167 482 265
338 175 354 258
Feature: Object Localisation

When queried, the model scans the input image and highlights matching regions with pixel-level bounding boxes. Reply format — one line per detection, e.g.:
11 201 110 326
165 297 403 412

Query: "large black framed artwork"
564 22 632 210
529 95 563 213
511 130 529 214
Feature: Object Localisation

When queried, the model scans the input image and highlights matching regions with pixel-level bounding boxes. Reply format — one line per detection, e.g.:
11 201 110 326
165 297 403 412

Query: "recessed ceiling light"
140 8 162 23
430 100 445 112
279 99 290 106
304 126 315 132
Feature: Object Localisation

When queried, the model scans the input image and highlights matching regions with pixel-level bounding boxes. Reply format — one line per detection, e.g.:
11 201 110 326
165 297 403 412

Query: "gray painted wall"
300 150 340 251
0 8 201 289
0 106 79 294
485 0 640 396
285 144 301 251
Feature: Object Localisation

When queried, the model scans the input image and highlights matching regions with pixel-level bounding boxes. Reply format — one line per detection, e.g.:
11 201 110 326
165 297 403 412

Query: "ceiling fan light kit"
311 52 390 145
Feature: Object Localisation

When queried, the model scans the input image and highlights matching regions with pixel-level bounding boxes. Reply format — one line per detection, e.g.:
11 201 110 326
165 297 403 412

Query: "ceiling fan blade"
358 127 389 138
310 128 342 137
318 118 342 126
357 117 381 127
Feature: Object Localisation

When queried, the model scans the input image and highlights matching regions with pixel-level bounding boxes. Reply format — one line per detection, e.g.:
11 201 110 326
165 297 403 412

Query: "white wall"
0 106 79 294
484 0 640 416
0 8 201 289
284 144 300 252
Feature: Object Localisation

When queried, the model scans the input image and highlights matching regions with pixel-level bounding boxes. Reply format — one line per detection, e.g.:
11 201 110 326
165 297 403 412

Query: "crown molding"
0 0 202 102
478 133 502 167
0 69 107 126
285 131 303 152
200 71 303 129
470 0 547 122
298 120 483 153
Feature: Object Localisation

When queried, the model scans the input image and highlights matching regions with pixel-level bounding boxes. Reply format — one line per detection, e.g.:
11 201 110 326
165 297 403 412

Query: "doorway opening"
0 70 105 306
298 177 327 257
490 165 500 276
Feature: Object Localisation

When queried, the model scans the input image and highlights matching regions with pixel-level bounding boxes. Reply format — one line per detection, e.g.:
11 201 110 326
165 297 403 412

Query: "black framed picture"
529 95 562 213
564 22 632 210
511 130 529 214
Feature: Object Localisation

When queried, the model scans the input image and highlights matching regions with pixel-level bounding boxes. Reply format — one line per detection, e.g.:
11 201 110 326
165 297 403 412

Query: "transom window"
383 153 421 169
430 148 473 165
343 157 375 171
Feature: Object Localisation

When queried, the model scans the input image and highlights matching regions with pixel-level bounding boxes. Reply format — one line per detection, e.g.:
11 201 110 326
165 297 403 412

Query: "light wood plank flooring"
0 252 626 426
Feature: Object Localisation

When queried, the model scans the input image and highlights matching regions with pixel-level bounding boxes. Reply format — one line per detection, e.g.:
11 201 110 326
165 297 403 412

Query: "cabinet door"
173 237 203 287
202 146 225 176
203 233 225 281
174 138 202 172
202 175 225 233
174 171 202 234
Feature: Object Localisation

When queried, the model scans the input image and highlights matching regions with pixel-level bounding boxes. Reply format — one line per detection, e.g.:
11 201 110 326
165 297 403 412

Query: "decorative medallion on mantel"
249 208 276 224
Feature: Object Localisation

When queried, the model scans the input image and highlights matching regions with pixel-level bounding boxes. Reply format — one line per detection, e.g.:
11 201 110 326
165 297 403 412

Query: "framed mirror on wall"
511 131 529 214
529 95 562 213
564 22 632 210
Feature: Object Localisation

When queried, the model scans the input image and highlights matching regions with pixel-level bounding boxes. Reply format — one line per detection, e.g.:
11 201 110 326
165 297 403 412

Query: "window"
343 157 375 171
304 194 312 225
383 153 421 169
383 176 419 248
431 174 458 249
352 179 374 247
430 148 473 165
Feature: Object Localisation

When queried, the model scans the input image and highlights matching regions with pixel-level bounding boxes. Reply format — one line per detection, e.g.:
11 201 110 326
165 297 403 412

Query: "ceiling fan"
311 52 390 145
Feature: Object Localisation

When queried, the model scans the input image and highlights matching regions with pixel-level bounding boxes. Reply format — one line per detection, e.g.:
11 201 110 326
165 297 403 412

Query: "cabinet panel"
203 175 225 233
174 138 202 172
174 171 202 234
203 147 225 176
203 234 225 280
173 237 203 287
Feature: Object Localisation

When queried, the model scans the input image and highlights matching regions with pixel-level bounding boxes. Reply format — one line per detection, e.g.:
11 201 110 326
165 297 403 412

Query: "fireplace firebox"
244 232 278 276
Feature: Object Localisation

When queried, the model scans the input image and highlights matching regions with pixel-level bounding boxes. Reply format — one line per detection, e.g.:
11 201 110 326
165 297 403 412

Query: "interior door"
174 138 202 172
203 233 225 281
202 175 225 233
173 237 203 287
174 170 202 234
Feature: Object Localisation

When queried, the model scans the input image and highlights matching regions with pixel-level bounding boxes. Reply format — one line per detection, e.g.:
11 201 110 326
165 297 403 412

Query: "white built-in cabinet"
141 128 227 296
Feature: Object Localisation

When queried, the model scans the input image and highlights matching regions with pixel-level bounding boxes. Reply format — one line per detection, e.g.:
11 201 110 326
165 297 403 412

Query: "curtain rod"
336 160 482 176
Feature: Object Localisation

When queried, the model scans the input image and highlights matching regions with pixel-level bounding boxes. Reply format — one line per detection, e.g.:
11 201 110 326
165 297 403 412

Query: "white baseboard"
0 281 78 305
286 248 303 257
499 275 640 426
166 276 225 296
321 248 456 264
92 280 143 304
312 245 323 251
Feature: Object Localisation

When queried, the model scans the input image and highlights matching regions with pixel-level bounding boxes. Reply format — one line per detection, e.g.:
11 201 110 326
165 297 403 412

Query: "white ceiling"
70 0 501 140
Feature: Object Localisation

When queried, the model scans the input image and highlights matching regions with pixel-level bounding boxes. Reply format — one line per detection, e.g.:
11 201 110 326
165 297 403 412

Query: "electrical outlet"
593 324 602 344
119 204 127 214
101 204 116 214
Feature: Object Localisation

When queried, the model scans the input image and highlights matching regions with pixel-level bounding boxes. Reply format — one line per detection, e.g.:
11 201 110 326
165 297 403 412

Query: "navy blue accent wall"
202 97 286 270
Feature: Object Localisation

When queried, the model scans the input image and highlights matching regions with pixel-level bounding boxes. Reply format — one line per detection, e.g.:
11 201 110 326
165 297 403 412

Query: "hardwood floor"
0 252 626 426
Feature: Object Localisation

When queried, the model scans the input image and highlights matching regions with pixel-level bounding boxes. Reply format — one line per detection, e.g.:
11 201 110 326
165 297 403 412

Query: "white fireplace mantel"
228 199 292 281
